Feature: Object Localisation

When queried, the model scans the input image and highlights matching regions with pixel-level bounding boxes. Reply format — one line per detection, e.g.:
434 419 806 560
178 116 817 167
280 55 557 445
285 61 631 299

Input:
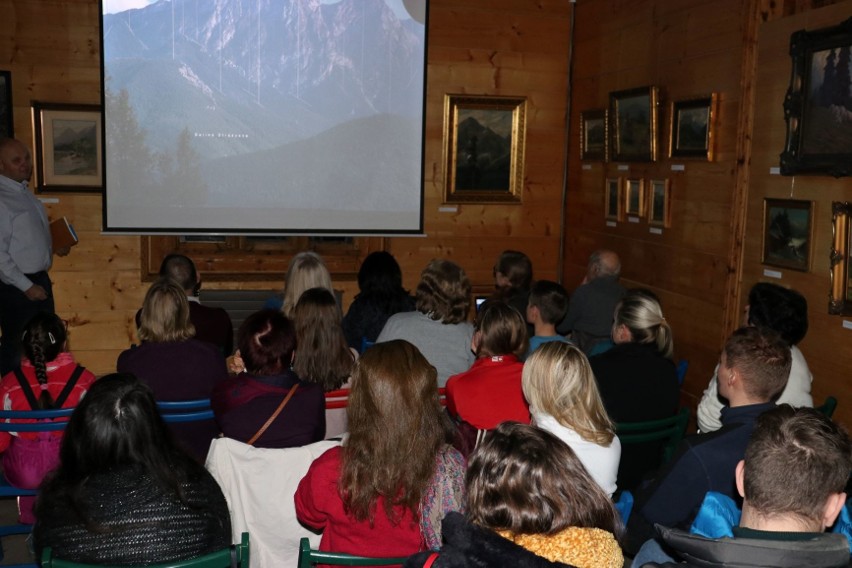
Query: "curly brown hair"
415 259 471 325
339 340 455 524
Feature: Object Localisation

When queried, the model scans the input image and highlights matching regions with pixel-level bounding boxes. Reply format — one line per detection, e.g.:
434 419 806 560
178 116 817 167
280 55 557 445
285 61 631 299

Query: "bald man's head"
0 138 33 183
587 250 621 280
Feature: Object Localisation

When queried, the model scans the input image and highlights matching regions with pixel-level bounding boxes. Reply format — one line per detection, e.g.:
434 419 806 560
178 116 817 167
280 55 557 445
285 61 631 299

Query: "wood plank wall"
566 0 852 427
564 0 754 407
0 0 570 374
745 1 852 427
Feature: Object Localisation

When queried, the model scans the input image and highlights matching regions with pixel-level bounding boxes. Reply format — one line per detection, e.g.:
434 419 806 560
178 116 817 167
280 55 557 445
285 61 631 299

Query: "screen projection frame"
99 0 428 237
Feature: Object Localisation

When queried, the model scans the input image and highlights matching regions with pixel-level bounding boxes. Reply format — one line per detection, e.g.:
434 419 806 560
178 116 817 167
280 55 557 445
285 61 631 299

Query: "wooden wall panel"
743 0 852 427
565 0 751 407
1 0 570 375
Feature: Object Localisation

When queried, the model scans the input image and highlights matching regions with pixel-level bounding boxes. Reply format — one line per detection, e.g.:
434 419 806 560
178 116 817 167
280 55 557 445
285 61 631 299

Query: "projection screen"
100 0 427 235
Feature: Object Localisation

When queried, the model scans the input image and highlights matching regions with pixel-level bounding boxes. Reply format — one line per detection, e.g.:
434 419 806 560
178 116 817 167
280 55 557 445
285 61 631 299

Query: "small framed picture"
605 177 622 220
32 101 103 193
580 109 607 161
0 70 12 138
762 198 813 272
624 178 645 216
670 94 717 160
648 179 671 227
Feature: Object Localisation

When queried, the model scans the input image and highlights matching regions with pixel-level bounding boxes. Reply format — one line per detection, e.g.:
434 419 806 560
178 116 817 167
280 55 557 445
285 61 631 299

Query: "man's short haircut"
158 254 198 293
723 327 791 402
744 405 852 524
747 283 808 346
588 250 621 278
528 280 569 325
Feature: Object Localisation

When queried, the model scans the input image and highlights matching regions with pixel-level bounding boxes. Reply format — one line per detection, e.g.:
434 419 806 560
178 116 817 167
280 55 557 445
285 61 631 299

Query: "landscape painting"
605 177 621 220
610 86 658 162
762 198 813 271
444 95 526 203
33 102 103 193
581 109 607 161
670 95 716 160
781 18 852 177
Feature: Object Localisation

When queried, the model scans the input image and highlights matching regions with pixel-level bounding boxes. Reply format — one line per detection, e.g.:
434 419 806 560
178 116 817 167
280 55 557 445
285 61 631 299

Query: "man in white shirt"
0 138 68 373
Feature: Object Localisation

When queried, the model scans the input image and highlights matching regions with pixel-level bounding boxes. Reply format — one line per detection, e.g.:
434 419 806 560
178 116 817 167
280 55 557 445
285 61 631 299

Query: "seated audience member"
557 249 626 354
590 289 679 491
118 278 228 460
265 251 333 317
525 279 571 359
377 259 475 386
212 309 324 448
341 251 415 351
0 312 96 523
697 282 812 433
491 250 534 335
293 287 357 438
34 373 231 565
135 254 233 355
624 326 792 554
404 422 623 568
445 301 529 433
635 405 851 568
295 340 465 556
522 342 620 497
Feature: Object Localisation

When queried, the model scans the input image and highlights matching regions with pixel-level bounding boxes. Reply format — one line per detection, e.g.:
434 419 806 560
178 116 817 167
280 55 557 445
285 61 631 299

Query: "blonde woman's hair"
282 252 333 318
138 278 196 343
522 342 615 446
614 289 674 359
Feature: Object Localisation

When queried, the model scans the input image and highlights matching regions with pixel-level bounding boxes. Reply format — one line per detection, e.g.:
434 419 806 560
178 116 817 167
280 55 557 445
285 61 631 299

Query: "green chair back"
297 538 406 567
616 407 690 464
816 396 838 419
41 533 250 568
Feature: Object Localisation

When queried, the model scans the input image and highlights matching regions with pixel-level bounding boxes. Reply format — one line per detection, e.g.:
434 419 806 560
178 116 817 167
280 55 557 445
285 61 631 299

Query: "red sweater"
294 447 422 559
445 355 530 430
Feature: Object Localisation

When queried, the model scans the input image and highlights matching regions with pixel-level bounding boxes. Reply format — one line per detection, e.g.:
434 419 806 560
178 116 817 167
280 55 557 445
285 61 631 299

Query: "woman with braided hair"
0 311 96 522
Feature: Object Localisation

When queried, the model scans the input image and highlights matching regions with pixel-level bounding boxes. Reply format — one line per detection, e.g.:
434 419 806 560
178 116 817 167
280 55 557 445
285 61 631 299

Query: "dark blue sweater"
625 402 776 554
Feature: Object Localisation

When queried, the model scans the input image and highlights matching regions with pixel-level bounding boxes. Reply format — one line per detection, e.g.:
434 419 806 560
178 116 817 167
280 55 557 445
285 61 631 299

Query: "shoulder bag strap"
53 364 85 409
246 384 299 446
12 368 40 410
423 552 439 568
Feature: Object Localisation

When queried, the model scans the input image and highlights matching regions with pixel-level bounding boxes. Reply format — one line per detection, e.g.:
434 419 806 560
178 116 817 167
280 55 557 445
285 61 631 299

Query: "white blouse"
532 411 621 498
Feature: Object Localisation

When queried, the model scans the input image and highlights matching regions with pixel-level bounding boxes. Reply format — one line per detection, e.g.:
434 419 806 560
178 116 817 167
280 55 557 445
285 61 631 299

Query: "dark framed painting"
443 94 526 203
0 70 12 138
670 94 717 160
830 201 852 315
581 109 607 161
624 178 645 216
610 86 658 162
648 179 671 227
762 198 813 272
32 102 103 193
605 177 622 221
780 17 852 177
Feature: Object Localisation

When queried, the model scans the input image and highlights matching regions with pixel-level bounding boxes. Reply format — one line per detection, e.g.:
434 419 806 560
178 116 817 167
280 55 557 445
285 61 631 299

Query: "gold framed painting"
32 101 103 193
581 109 607 161
605 177 622 220
762 198 813 272
624 178 645 216
443 94 526 203
647 179 671 227
669 94 717 160
610 86 659 162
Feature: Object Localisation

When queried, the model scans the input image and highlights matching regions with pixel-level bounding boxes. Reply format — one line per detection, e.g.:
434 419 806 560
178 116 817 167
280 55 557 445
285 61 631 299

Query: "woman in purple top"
117 278 228 461
211 309 324 448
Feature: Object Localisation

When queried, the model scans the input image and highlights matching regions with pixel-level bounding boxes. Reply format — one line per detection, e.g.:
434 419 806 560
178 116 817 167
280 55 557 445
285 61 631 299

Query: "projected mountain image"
102 0 427 232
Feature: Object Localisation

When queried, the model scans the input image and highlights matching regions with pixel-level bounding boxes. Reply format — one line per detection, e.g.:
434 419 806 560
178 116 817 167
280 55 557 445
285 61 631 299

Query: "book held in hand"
50 217 79 250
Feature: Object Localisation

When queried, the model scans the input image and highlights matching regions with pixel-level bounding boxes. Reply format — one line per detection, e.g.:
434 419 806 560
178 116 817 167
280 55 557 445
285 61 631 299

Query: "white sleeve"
777 346 813 408
696 364 724 433
0 205 32 292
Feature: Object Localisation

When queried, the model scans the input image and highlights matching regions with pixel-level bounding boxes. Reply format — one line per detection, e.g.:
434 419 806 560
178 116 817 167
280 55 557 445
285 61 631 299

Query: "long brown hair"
293 288 353 391
340 340 454 524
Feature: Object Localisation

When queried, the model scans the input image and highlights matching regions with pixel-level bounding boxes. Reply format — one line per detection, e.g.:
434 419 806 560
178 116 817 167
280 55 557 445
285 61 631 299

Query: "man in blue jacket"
625 326 791 554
